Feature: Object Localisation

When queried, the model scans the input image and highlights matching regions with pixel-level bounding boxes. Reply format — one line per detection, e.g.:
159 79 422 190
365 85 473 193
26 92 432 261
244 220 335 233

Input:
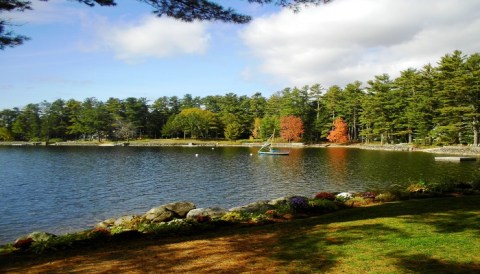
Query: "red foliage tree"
327 117 349 143
280 115 304 142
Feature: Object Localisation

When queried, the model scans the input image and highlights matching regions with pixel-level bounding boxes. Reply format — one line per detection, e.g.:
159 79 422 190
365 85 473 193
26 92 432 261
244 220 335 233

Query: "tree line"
0 50 479 146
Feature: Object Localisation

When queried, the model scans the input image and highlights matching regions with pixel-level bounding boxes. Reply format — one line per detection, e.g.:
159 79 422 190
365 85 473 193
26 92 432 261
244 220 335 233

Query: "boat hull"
258 150 290 156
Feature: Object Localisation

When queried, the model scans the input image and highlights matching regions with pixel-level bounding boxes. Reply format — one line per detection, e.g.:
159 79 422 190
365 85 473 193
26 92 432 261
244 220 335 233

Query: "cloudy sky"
1 0 479 109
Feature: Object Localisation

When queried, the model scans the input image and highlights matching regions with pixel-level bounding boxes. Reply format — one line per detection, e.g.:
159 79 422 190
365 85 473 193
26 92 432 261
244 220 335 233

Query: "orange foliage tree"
280 115 304 142
327 117 349 143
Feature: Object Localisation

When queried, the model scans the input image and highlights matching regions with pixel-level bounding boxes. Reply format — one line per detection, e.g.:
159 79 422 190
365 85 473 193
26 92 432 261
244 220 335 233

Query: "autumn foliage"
280 115 304 142
327 117 349 143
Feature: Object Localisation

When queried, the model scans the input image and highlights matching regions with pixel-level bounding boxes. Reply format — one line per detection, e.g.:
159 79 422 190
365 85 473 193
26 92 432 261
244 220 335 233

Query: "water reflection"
326 148 349 187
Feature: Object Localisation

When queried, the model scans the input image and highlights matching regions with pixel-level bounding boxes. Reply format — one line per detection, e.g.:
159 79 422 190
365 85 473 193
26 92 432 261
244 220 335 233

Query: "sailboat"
258 129 290 155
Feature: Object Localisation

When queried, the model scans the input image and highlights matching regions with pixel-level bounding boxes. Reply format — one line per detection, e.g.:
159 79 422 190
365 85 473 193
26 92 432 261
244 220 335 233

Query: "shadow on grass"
392 252 480 274
326 195 480 233
271 223 410 272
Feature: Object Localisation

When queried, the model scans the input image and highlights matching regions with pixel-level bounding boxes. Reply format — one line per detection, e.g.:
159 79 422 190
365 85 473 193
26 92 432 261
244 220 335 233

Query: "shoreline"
1 141 479 156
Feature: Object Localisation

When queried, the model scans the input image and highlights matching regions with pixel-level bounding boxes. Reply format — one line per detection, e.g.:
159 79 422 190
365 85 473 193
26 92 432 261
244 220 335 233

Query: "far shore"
1 140 480 156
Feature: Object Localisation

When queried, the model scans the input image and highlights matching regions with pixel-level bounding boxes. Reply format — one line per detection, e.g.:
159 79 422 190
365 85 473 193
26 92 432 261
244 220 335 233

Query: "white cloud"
240 0 480 88
97 16 210 63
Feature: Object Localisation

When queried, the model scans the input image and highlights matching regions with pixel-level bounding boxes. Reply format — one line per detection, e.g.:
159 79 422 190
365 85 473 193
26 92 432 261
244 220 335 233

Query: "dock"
435 157 477 162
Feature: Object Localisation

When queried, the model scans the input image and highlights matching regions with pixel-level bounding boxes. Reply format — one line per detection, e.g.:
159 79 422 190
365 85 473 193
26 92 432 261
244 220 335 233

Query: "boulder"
95 218 116 229
186 207 229 220
13 237 34 249
229 200 274 213
268 197 289 206
164 201 196 217
142 201 196 223
28 231 56 242
113 215 139 228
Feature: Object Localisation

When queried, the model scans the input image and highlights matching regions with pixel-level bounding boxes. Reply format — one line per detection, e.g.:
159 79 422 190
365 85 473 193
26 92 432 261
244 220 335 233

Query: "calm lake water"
0 146 479 244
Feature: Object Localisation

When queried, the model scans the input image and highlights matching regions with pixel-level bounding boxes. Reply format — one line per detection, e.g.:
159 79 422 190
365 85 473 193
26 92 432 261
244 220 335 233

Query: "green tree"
149 96 171 139
360 74 395 144
260 115 278 140
433 50 476 144
0 108 19 136
464 53 480 146
0 126 12 140
342 81 364 141
251 117 262 139
224 121 242 141
69 98 111 141
40 99 68 142
12 103 41 141
123 97 149 139
323 85 344 121
174 108 215 139
64 99 83 140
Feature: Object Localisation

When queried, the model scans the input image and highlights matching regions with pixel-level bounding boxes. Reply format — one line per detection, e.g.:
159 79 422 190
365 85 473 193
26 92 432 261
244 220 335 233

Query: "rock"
142 202 196 223
142 207 176 223
230 201 274 213
95 218 116 229
28 231 56 242
164 201 196 218
113 215 138 228
186 207 229 220
13 237 34 249
268 197 289 206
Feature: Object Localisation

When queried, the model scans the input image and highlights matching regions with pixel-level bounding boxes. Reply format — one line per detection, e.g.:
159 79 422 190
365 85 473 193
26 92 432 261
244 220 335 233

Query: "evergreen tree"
12 104 41 141
342 81 364 141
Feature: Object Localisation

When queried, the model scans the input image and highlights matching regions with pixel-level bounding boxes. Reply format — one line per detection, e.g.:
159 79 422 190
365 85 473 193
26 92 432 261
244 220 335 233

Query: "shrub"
265 209 279 218
335 192 353 202
87 228 111 240
375 192 398 202
221 212 248 223
406 180 429 193
289 196 310 213
195 215 211 223
314 192 336 201
308 199 338 213
344 197 370 207
273 202 293 215
361 192 377 199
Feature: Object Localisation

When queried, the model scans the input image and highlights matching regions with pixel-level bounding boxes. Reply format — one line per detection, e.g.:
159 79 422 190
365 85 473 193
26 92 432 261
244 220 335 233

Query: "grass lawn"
271 196 480 273
1 196 480 273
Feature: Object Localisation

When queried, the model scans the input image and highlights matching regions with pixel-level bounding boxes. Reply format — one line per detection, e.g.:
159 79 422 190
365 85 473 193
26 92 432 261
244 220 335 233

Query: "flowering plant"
314 192 336 201
362 192 377 199
289 196 310 213
336 192 353 201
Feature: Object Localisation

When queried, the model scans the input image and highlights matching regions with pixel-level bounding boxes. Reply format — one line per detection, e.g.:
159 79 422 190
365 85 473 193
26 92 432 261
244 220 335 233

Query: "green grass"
268 195 480 273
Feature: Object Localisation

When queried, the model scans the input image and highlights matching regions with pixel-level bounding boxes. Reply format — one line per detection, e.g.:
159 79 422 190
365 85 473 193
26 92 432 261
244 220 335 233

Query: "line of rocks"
95 198 293 230
13 198 292 249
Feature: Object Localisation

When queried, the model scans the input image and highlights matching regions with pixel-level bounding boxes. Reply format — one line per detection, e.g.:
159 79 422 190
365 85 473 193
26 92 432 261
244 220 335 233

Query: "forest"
1 50 479 146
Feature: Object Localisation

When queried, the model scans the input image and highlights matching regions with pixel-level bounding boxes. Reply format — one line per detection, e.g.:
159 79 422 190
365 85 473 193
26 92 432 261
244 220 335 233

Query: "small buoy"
250 153 253 156
195 154 199 157
212 147 214 150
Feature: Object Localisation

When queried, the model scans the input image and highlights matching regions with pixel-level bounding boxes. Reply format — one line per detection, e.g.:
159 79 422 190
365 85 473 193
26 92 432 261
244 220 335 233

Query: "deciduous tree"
327 117 348 144
280 115 304 142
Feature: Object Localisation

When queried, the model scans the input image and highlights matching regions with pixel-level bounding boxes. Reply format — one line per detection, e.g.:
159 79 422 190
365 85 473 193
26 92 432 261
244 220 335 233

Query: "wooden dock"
435 157 477 162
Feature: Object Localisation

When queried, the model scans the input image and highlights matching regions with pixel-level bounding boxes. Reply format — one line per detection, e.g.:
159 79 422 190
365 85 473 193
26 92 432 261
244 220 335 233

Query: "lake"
0 146 478 244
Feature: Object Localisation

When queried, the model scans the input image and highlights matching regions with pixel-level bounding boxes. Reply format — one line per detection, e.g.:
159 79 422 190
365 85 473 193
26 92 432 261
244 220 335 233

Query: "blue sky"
1 0 480 109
